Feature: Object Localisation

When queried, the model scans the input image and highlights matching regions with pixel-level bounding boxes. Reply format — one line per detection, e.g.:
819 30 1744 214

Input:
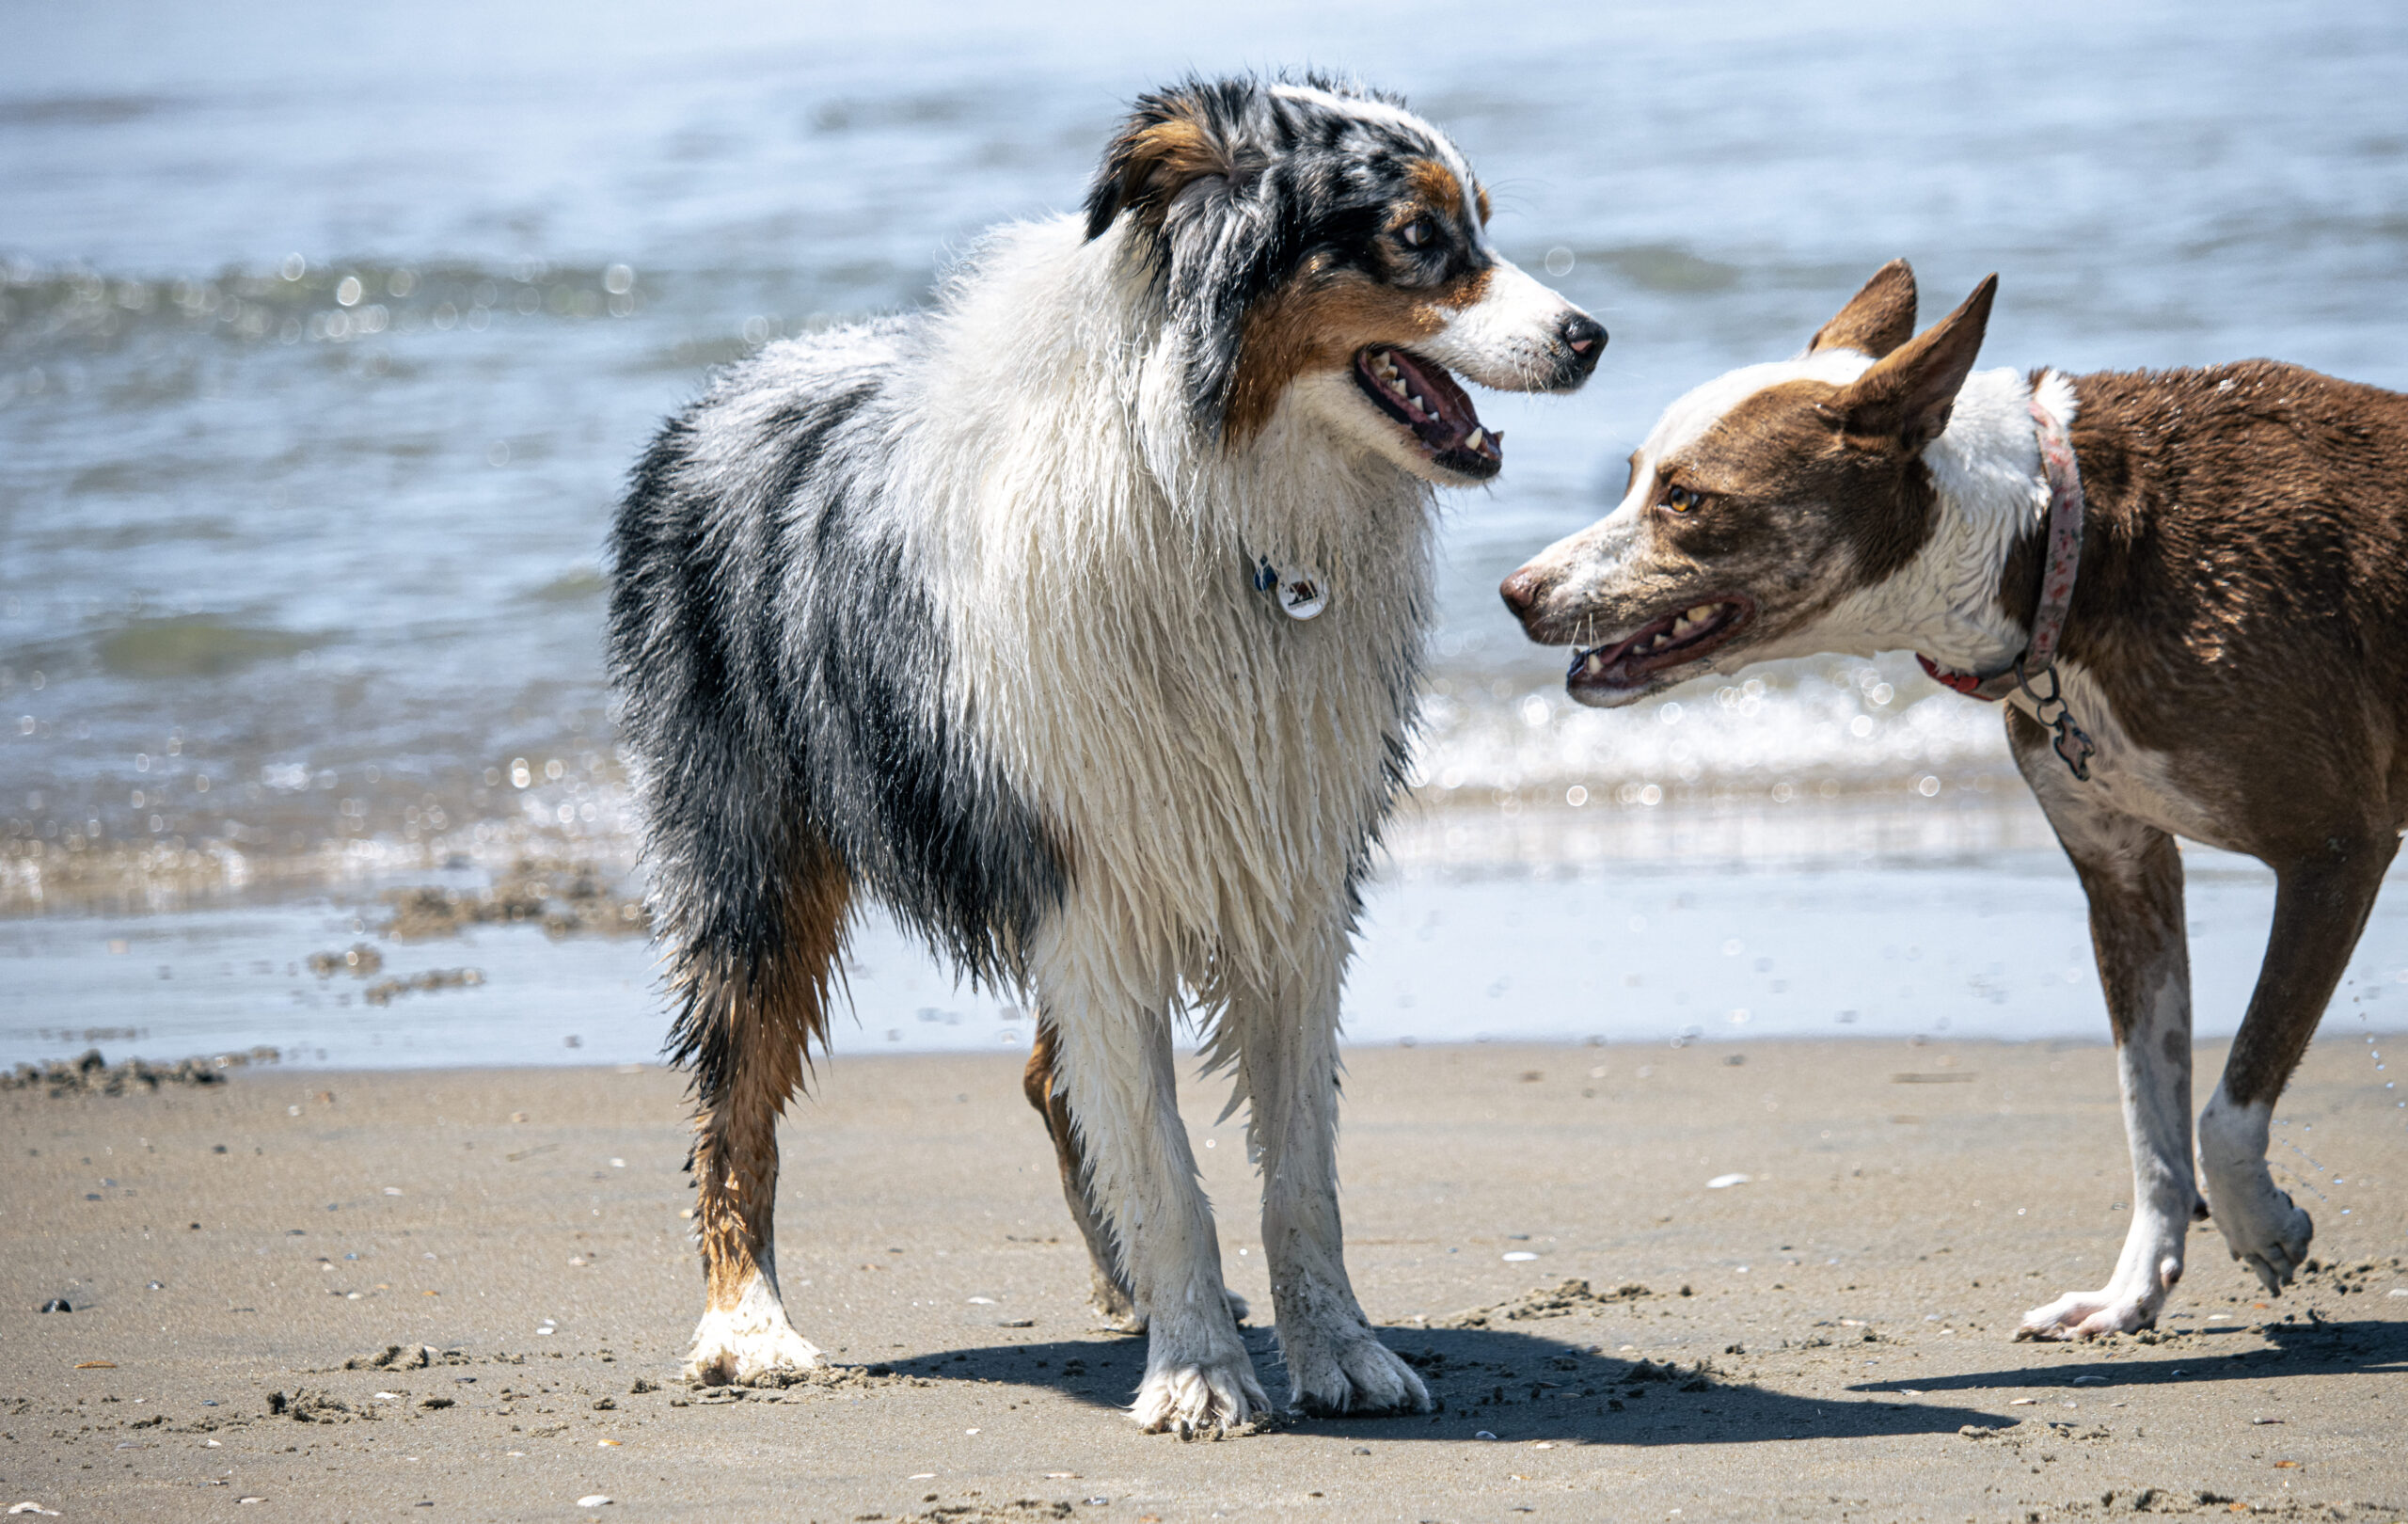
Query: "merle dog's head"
1085 75 1605 485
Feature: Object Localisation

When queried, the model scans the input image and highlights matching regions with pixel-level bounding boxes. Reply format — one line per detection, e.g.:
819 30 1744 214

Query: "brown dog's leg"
1024 1021 1144 1330
2012 718 2197 1340
2197 835 2399 1293
676 843 852 1386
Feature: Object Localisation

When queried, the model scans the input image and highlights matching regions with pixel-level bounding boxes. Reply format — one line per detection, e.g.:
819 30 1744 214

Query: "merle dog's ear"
1821 274 1997 453
1809 260 1919 359
1085 87 1240 241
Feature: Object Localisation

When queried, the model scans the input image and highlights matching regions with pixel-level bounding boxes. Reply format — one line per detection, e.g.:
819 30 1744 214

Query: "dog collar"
1914 387 2097 780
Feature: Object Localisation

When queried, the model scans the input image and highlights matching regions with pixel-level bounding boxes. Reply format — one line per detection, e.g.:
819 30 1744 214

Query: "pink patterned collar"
1915 387 2097 779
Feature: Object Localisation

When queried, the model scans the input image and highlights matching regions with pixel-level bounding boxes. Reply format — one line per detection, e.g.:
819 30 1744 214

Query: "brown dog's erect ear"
1822 274 1998 452
1084 87 1236 241
1809 260 1919 359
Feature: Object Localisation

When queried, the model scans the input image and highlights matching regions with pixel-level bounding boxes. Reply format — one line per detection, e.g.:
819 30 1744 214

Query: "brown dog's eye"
1398 217 1434 249
1662 484 1704 513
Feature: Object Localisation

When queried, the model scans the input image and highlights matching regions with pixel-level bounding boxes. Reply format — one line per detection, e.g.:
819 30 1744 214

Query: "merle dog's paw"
1281 1326 1432 1416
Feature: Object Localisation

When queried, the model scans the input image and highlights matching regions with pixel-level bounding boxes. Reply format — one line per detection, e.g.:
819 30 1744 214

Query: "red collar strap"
1914 389 2097 780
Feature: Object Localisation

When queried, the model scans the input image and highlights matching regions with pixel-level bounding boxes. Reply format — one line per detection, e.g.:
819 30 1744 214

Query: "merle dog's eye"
1398 217 1434 249
1662 484 1705 513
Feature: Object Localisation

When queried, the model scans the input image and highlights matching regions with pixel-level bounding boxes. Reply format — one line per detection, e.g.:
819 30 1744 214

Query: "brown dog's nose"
1498 564 1547 627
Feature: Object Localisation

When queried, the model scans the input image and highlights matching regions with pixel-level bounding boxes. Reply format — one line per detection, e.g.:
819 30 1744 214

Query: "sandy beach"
5 1037 2402 1522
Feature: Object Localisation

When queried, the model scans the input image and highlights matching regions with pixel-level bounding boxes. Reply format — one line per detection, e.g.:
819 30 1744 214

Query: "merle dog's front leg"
2013 715 2199 1340
1023 1022 1251 1334
1232 941 1430 1416
1033 912 1264 1436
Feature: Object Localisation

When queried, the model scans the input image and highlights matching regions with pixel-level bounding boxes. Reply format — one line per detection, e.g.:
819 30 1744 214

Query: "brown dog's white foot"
681 1281 824 1387
1279 1324 1433 1416
2198 1094 2314 1294
2017 1272 2177 1341
2207 1181 2313 1295
2019 1190 2191 1341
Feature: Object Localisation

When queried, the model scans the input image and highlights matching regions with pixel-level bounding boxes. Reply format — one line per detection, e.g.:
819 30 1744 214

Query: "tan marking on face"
1101 114 1229 230
1405 158 1463 219
1433 264 1494 313
1225 263 1463 443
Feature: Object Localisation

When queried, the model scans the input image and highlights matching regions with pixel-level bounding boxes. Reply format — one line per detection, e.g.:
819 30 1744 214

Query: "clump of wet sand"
380 857 647 940
362 967 484 1006
1 1045 277 1096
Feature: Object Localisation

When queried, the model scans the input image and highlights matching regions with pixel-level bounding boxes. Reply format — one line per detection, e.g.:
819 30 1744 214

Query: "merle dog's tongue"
1389 350 1481 445
1356 347 1503 477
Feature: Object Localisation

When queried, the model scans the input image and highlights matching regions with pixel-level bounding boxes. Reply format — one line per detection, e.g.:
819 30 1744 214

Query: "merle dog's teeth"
1688 604 1715 622
1584 651 1604 675
1465 428 1485 451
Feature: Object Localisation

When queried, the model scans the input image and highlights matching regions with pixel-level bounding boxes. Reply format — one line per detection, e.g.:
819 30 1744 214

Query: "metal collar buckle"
2012 658 2097 783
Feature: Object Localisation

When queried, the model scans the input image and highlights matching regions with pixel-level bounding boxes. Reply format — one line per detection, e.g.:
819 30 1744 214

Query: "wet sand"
4 1039 2404 1522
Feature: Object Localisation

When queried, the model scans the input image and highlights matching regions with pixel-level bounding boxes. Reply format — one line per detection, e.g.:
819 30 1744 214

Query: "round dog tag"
1275 564 1329 620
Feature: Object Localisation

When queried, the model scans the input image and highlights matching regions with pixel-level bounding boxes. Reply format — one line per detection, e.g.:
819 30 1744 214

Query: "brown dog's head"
1498 262 1999 706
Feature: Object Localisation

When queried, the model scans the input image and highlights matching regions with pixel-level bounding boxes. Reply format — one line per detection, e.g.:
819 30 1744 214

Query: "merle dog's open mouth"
1566 595 1755 699
1354 347 1501 479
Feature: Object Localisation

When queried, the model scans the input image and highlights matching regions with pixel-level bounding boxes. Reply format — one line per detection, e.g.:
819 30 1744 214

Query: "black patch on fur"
610 346 1066 1042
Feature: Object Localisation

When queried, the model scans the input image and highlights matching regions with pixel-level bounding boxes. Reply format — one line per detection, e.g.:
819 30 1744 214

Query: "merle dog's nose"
1560 312 1607 377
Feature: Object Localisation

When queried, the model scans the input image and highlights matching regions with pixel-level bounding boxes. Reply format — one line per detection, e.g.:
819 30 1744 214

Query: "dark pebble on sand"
40 1298 71 1313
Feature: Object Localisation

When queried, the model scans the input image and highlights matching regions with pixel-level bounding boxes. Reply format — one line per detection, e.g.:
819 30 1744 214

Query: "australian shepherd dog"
608 74 1604 1434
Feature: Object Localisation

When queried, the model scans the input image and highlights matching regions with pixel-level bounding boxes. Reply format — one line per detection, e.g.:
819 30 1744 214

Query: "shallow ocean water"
4 1 2408 1064
6 842 2408 1071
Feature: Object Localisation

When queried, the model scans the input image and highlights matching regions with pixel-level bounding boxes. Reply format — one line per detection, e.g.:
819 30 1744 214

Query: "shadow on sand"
1852 1314 2408 1399
871 1322 2006 1445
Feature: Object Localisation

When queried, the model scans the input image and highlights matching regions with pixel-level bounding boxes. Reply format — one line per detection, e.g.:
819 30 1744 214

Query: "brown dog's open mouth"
1353 346 1501 480
1566 595 1755 699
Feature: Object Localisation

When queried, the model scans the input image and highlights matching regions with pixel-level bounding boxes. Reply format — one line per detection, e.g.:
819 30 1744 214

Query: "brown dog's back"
2055 360 2408 843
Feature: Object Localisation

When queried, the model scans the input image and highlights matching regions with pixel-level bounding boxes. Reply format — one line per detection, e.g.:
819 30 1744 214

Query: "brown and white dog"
1499 261 2407 1338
